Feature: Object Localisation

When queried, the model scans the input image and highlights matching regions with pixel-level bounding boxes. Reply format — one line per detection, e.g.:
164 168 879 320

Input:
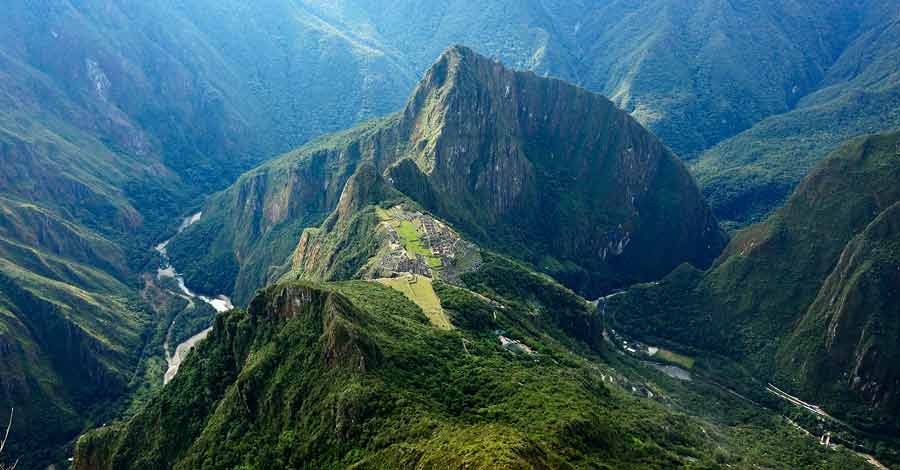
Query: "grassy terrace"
653 348 696 369
375 274 452 330
377 207 443 269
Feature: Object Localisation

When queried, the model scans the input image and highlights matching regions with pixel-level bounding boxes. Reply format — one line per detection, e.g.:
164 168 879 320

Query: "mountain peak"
406 43 620 137
435 44 487 69
392 45 727 295
440 43 478 60
173 43 726 304
404 44 490 113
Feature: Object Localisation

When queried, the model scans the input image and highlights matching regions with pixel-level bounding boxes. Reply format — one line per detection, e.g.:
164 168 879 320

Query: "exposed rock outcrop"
173 45 726 302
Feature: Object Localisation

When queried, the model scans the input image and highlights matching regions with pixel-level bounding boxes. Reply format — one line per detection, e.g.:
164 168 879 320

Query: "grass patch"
381 209 443 269
374 207 392 222
396 221 429 256
654 348 696 369
374 275 452 330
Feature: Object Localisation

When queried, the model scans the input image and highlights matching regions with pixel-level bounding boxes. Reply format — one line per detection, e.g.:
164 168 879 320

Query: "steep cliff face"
9 2 897 466
172 45 726 303
392 46 726 295
608 130 900 431
287 162 406 282
298 0 874 158
780 201 900 427
167 118 406 304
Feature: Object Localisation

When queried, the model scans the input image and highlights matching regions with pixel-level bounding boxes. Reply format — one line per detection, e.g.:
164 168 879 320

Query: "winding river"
154 213 234 384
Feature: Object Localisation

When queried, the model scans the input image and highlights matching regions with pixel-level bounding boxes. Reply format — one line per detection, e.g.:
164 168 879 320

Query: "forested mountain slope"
693 2 900 227
297 0 869 157
73 236 868 470
1 1 898 466
168 46 725 305
0 1 413 464
609 131 900 439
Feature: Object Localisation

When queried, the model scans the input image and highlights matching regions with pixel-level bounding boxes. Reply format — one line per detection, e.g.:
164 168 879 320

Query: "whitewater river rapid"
154 213 234 384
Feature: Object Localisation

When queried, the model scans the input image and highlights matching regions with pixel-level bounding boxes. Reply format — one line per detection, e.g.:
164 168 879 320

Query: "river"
154 212 234 384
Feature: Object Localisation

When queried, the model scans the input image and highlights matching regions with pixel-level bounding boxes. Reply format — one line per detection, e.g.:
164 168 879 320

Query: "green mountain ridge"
0 2 897 467
693 2 900 228
76 47 899 470
782 201 900 418
169 45 726 305
0 256 150 466
72 259 870 469
296 0 873 157
608 131 900 447
0 2 423 463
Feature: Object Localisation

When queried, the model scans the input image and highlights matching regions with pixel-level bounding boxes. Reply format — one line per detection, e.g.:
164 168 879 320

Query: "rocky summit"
168 45 726 305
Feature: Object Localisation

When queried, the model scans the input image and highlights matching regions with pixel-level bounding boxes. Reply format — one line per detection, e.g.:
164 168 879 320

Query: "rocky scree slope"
169 45 726 305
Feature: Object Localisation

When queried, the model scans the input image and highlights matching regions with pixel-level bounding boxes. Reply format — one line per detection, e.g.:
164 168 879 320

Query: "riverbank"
154 212 234 384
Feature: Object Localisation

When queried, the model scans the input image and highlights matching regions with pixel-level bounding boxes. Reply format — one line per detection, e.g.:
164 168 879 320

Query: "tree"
0 409 17 470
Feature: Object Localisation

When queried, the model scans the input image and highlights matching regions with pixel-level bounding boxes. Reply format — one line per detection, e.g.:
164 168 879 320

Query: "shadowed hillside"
168 46 726 305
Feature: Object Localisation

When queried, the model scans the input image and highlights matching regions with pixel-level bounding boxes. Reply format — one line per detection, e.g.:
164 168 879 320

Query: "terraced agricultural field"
377 207 443 269
375 275 452 330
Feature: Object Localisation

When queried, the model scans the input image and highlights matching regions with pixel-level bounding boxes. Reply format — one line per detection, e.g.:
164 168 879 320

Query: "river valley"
154 213 234 384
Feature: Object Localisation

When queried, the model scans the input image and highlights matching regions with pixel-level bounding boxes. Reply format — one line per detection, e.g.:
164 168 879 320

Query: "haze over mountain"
295 0 886 158
72 49 873 470
694 2 900 227
0 1 898 468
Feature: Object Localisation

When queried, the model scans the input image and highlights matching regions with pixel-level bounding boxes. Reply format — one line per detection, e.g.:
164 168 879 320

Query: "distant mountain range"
0 1 898 468
693 2 900 227
73 47 875 470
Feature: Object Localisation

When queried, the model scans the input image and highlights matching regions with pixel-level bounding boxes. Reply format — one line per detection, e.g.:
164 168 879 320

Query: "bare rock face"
287 161 397 280
391 46 726 295
175 45 726 301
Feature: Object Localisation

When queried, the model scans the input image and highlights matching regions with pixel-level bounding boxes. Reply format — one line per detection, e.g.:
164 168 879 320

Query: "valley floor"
601 299 894 469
